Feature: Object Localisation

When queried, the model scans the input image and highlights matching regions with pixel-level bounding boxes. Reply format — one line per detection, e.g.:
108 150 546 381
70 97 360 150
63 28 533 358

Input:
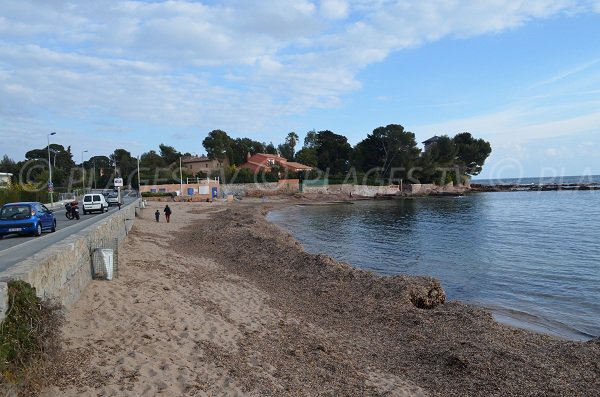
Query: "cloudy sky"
1 0 599 179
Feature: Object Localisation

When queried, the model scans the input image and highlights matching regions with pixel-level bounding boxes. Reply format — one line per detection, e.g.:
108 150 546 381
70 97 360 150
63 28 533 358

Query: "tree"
0 155 17 177
277 131 299 160
415 135 458 184
203 130 232 161
159 144 181 166
315 130 352 175
453 132 492 176
294 130 318 167
87 155 112 188
354 124 420 182
140 150 165 169
303 130 317 149
230 138 266 165
294 147 318 167
22 144 75 187
265 142 277 155
110 149 136 185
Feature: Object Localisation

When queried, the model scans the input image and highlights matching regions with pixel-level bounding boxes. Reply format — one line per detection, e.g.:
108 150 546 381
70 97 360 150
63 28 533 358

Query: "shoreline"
41 198 599 396
268 193 599 342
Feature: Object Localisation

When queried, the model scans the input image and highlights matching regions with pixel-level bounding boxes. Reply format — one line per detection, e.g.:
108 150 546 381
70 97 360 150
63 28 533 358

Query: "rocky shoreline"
41 199 600 396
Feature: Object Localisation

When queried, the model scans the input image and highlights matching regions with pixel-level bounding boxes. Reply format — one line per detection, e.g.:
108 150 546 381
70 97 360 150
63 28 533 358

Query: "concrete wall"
302 184 400 197
221 180 300 197
0 199 140 322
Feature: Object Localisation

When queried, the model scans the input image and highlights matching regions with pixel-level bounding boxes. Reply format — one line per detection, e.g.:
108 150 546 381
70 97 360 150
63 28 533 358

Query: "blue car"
0 202 57 239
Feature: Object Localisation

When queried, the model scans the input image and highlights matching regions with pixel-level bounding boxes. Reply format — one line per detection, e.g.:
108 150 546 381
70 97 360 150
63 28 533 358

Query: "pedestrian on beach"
155 209 160 222
164 205 172 223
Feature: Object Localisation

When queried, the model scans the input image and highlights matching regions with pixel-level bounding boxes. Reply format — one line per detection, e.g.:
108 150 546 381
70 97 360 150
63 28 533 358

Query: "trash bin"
93 248 114 280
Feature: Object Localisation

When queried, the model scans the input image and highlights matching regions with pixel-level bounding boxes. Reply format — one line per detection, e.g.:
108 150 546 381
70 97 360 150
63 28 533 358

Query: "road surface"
0 193 138 272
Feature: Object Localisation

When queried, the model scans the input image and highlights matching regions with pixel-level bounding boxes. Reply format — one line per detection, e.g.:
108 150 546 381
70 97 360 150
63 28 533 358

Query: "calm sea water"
267 191 600 340
473 174 600 185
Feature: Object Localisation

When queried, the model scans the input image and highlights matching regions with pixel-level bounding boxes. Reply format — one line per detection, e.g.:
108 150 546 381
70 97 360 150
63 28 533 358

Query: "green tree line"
202 126 491 185
1 124 491 192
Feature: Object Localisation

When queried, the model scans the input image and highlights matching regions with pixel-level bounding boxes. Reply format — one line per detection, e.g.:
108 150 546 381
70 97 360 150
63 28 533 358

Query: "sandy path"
42 201 424 396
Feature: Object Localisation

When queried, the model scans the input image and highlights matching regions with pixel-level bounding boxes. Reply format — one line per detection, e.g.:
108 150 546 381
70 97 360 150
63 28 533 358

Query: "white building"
0 172 13 188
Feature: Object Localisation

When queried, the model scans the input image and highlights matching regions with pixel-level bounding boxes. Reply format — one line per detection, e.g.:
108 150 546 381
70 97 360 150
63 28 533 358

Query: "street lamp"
47 132 56 207
49 148 59 167
82 150 88 193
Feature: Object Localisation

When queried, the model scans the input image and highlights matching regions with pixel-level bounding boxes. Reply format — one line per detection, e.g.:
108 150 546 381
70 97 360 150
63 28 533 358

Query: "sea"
472 174 600 186
267 182 600 341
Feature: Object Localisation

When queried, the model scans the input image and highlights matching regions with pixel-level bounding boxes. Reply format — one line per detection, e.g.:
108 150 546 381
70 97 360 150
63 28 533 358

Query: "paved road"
0 194 138 273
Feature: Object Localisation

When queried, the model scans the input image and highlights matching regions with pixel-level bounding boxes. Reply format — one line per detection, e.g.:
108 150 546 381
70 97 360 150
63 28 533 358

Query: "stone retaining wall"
221 180 300 196
0 200 140 322
302 184 400 197
404 183 467 194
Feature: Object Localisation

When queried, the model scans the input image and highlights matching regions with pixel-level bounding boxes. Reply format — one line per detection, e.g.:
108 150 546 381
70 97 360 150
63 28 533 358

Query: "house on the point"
422 136 441 153
240 153 313 174
182 156 226 175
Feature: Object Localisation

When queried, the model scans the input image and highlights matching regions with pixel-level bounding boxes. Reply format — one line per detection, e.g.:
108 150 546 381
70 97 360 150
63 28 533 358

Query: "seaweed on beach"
174 203 600 396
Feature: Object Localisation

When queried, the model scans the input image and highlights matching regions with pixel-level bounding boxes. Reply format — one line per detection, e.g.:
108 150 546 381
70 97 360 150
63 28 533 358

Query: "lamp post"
179 156 183 198
81 150 88 194
47 132 56 207
49 148 58 167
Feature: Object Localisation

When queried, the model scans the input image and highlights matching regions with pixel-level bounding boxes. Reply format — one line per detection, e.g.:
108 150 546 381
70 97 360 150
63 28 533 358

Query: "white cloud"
528 58 600 89
320 0 349 19
1 0 600 161
416 104 600 144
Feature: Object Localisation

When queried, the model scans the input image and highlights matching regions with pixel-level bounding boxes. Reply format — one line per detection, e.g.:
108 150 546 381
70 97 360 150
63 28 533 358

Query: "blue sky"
1 0 599 179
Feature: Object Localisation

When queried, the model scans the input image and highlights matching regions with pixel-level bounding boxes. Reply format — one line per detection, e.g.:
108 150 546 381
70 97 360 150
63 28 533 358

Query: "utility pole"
137 156 141 196
47 132 56 207
179 156 183 197
81 150 88 195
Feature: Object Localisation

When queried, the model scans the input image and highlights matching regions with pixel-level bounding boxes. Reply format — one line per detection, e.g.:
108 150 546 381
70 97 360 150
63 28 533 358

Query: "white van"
82 193 109 214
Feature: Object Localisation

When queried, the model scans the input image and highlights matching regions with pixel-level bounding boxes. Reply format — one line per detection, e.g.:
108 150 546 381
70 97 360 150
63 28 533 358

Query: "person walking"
164 205 172 223
155 209 160 222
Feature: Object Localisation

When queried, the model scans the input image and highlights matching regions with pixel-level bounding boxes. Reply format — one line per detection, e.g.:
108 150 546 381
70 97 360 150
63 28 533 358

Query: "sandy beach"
41 198 599 396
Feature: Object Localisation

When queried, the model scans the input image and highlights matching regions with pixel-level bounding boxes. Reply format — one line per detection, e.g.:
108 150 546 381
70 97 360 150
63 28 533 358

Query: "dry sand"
41 198 600 396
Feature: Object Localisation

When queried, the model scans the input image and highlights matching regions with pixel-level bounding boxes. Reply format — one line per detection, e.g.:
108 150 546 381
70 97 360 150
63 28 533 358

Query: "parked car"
0 201 56 238
82 193 109 214
106 193 120 206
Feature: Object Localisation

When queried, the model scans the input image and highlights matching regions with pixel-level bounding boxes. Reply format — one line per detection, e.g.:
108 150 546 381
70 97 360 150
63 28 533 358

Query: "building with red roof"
240 153 312 174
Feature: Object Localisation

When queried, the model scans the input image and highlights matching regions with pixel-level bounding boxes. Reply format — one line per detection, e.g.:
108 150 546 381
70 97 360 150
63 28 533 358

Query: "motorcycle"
65 201 80 220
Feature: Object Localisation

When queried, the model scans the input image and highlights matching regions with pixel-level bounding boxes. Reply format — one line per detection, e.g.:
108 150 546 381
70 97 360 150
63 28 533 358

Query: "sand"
41 198 600 396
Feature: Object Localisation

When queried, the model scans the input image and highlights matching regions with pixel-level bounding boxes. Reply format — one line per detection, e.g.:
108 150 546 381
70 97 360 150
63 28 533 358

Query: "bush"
0 184 47 206
0 280 62 392
141 192 173 197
